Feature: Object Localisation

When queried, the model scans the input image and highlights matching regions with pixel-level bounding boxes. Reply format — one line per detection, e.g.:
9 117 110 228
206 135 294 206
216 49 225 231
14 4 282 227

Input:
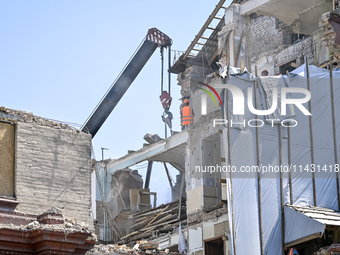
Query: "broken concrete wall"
129 188 151 211
248 14 318 74
186 122 222 213
217 4 328 75
95 169 144 241
110 170 143 214
14 121 93 226
183 78 223 215
0 122 15 197
218 5 296 73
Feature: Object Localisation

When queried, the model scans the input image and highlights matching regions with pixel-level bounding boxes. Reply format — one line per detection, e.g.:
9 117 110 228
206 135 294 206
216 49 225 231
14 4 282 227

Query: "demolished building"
94 131 188 243
93 0 340 254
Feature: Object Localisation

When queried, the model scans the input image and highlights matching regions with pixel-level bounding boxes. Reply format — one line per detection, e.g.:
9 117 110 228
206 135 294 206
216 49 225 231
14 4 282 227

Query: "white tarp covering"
219 64 340 255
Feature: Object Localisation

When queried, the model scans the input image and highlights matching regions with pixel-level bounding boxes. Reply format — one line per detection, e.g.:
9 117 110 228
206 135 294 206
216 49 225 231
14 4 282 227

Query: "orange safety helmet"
183 99 189 104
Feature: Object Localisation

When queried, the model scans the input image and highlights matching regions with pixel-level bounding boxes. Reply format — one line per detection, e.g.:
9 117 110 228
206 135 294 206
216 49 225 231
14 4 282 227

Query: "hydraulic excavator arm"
82 28 172 137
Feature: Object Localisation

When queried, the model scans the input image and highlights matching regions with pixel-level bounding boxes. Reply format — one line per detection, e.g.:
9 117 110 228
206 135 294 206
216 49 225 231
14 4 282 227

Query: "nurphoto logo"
199 82 312 128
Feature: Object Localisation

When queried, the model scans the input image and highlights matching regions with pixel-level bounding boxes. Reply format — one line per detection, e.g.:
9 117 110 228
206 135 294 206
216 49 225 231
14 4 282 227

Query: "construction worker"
180 98 194 130
287 248 299 255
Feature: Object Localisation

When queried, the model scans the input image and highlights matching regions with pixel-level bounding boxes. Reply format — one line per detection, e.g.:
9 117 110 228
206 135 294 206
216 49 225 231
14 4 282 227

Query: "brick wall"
177 65 211 97
250 16 285 59
15 122 93 226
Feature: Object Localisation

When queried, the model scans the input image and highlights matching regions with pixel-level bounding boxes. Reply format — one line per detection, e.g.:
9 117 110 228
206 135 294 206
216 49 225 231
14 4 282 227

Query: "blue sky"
0 0 231 204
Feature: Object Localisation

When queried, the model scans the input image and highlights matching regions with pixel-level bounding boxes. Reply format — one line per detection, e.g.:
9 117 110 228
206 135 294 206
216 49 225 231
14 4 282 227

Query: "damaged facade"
0 107 95 254
93 0 340 254
171 0 340 254
94 131 188 243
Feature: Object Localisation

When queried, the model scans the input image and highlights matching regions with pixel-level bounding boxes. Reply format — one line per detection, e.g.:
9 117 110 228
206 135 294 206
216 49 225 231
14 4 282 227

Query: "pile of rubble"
0 207 94 234
114 198 187 244
0 207 96 253
0 106 78 130
313 244 340 255
1 220 93 234
85 241 182 255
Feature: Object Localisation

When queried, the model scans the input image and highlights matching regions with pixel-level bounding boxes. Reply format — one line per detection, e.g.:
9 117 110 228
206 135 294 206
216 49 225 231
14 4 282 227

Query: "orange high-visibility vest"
288 248 299 255
181 106 193 125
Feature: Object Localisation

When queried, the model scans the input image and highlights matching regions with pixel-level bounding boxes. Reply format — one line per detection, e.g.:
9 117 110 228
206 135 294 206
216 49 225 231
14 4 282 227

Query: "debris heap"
113 198 187 245
86 241 182 255
313 244 340 255
0 208 96 254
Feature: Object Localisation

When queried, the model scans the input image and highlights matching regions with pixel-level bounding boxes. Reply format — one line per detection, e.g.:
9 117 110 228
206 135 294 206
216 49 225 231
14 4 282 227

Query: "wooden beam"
201 36 210 40
177 196 182 220
285 233 322 248
143 205 170 229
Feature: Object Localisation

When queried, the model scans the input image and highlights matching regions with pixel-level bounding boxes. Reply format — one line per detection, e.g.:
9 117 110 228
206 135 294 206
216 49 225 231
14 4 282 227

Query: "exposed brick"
250 16 285 60
14 122 93 227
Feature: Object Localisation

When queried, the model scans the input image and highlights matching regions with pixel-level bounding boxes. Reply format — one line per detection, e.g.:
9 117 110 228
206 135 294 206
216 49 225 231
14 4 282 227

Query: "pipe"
305 57 316 206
